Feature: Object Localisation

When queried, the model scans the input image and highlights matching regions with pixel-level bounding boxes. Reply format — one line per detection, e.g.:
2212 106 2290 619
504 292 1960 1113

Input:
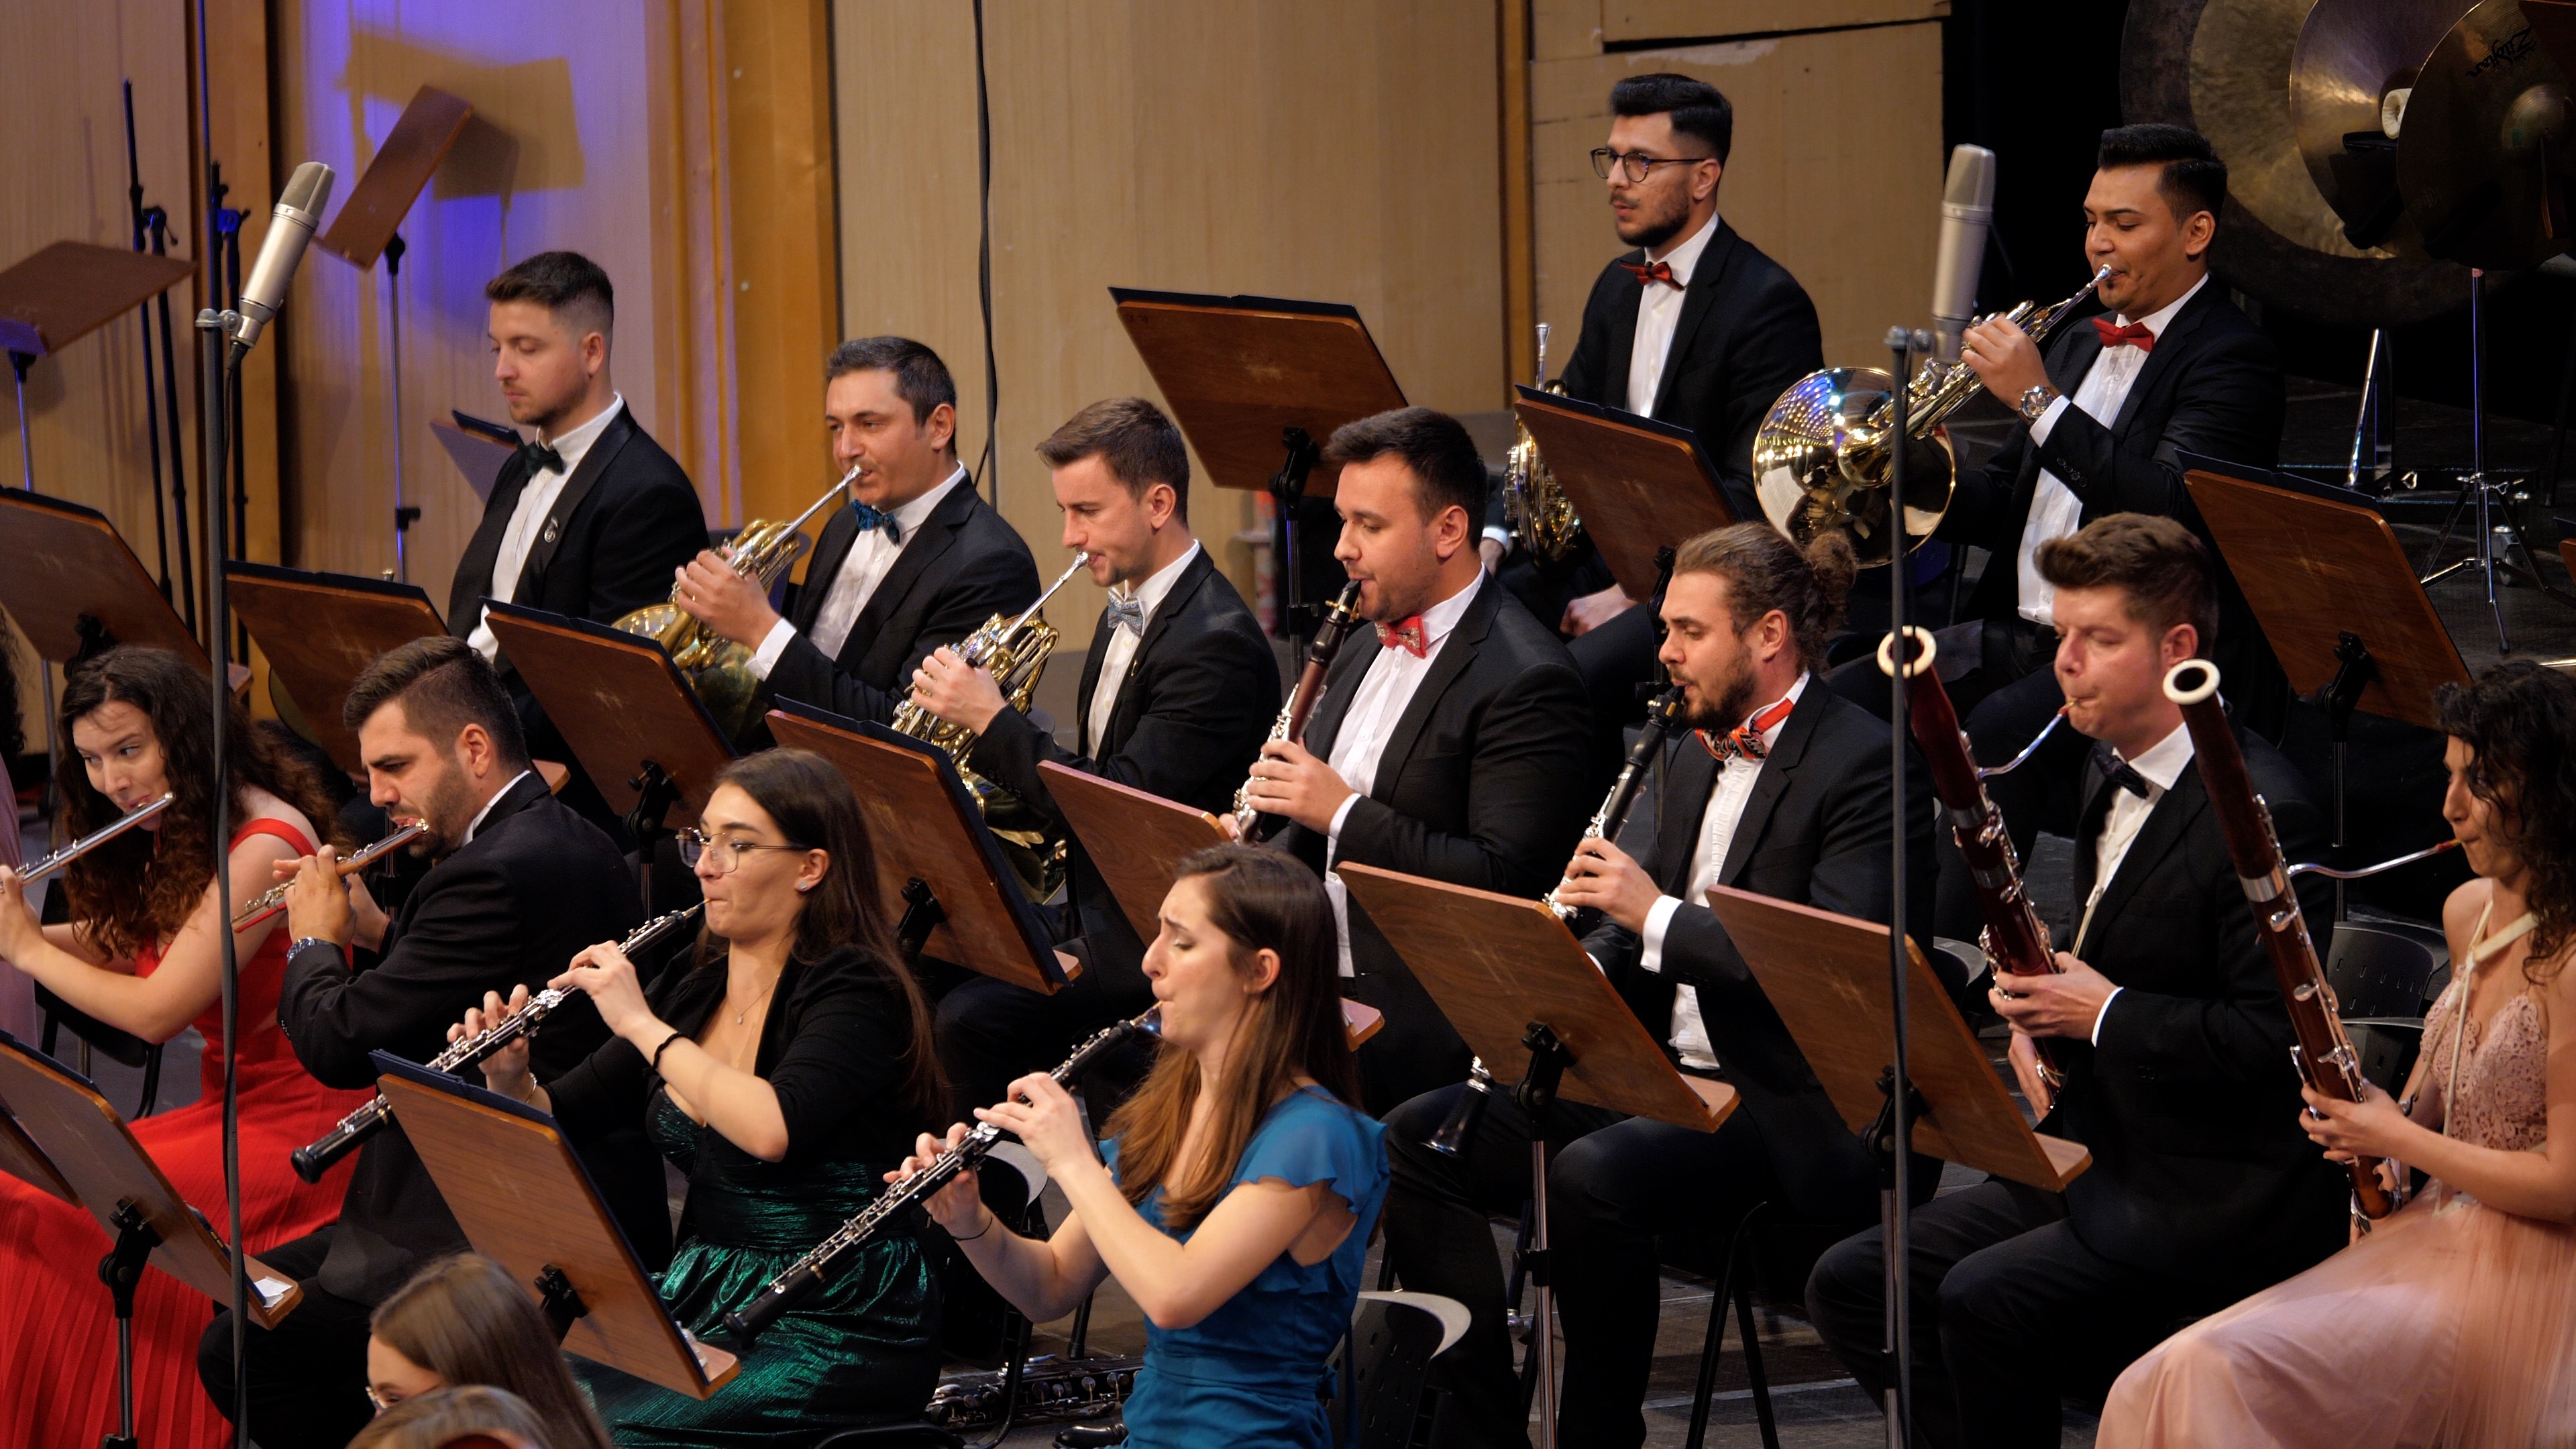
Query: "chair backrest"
1332 1291 1466 1449
2326 918 2449 1018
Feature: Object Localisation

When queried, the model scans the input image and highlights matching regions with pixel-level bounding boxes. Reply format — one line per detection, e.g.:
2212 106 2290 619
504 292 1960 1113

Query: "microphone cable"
972 0 1000 509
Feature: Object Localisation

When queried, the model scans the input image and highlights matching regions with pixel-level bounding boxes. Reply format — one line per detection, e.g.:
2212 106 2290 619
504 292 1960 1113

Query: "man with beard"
198 637 667 1448
1379 523 1937 1449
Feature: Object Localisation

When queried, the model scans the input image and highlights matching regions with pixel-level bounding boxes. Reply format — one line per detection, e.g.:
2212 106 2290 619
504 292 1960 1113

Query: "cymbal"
2400 0 2576 269
2183 0 2367 261
2290 0 2467 257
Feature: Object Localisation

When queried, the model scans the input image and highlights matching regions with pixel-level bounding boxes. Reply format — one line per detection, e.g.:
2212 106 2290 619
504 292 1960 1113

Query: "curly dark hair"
53 647 345 962
2434 661 2576 977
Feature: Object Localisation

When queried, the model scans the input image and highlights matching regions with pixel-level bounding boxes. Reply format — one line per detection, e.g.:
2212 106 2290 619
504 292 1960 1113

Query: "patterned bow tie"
1621 258 1682 290
1104 592 1147 637
2092 317 2156 353
2091 743 2151 798
849 500 901 543
1697 693 1798 765
518 440 566 476
1377 616 1428 657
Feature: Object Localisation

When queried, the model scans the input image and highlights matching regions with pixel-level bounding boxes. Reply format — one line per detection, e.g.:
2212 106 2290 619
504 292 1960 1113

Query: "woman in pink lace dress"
2102 661 2576 1448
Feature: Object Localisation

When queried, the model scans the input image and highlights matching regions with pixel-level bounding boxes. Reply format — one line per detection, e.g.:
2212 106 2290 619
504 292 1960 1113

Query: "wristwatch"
2017 384 2060 426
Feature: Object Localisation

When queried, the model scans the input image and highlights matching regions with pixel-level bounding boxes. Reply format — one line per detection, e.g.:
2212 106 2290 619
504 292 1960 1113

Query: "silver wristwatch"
2017 384 2059 425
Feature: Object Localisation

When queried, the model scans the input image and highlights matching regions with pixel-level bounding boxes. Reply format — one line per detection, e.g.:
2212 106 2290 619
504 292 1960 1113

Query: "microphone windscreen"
276 160 335 224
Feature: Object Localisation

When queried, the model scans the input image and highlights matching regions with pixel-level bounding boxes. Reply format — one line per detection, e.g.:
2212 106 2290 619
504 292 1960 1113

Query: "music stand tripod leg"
1510 1022 1575 1449
10 350 32 492
97 1199 162 1449
1269 427 1320 650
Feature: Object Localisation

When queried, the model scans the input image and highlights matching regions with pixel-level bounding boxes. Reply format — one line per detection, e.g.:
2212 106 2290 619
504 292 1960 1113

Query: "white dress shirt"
2076 720 2194 1044
1321 570 1485 977
466 394 626 663
2015 274 2208 625
1634 674 1806 1069
749 464 969 678
1624 213 1719 419
1087 542 1199 754
462 769 537 845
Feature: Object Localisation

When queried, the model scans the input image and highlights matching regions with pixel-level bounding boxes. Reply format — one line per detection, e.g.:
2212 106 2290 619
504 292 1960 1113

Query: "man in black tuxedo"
1806 515 2346 1448
1239 407 1591 1114
1382 524 1936 1449
199 637 665 1447
1492 73 1823 777
672 335 1038 731
908 397 1279 1114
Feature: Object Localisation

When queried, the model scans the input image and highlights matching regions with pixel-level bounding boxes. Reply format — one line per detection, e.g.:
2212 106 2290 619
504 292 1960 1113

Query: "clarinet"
2162 659 2397 1225
1878 627 2070 1097
1430 686 1684 1154
1232 581 1367 838
288 904 704 1183
722 1006 1163 1343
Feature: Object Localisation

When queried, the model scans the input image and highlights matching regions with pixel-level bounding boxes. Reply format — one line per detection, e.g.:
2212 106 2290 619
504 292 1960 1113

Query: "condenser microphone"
224 161 335 352
1931 145 1995 364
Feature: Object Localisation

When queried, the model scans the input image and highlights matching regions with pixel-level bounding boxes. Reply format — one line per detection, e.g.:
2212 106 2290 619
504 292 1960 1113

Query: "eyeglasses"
1590 148 1714 183
678 828 810 876
366 1385 398 1413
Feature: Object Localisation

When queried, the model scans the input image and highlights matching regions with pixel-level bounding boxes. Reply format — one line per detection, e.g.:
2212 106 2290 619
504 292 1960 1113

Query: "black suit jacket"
761 478 1040 726
1582 683 1936 1218
2047 726 2347 1279
969 547 1280 995
277 773 670 1303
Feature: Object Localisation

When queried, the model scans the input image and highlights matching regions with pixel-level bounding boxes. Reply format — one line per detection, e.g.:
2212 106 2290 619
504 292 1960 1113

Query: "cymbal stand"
2418 270 2576 651
2347 329 2393 492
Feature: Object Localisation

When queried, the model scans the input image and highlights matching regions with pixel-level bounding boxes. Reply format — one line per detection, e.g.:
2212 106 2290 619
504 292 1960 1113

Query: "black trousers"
1346 951 1471 1118
1805 1178 2250 1449
198 1226 375 1449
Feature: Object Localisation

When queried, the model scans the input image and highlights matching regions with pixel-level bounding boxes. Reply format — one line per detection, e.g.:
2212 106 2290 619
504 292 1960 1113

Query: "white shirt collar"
463 769 537 845
1742 672 1808 744
2116 272 2207 335
539 392 624 476
888 463 969 539
1116 540 1201 623
1645 212 1721 286
1409 567 1484 645
2120 719 2195 794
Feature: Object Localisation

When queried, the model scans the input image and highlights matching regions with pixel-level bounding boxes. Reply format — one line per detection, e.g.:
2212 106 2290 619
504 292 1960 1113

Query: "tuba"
892 553 1093 900
1501 321 1580 563
616 465 857 736
1750 266 2109 567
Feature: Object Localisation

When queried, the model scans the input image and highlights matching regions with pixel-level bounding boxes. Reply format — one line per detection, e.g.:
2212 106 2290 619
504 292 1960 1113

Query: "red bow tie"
1376 616 1428 657
1696 693 1798 764
2092 317 2155 353
1621 259 1681 290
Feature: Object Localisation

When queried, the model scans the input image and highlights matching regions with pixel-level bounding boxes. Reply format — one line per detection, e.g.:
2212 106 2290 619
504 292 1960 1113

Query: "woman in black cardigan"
454 747 947 1444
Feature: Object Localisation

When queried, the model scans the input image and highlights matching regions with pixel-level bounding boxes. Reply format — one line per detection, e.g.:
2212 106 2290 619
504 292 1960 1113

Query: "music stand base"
896 877 947 957
97 1199 160 1449
534 1263 591 1344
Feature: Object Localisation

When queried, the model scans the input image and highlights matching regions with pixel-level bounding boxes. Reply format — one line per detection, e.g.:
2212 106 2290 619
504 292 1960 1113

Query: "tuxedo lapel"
1369 585 1497 802
1651 741 1718 892
843 487 971 663
1100 553 1215 753
1601 256 1646 410
794 508 863 633
1073 623 1112 756
2107 288 2214 439
515 411 636 596
449 462 530 633
1719 687 1823 886
2081 771 2206 960
1650 223 1738 420
1299 633 1379 763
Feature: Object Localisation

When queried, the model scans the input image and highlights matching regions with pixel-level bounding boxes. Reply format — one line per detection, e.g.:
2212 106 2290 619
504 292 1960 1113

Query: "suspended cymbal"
2400 0 2576 269
2290 0 2469 257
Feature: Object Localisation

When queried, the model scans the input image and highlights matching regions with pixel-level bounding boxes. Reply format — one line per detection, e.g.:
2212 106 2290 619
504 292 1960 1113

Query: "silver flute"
9 794 176 883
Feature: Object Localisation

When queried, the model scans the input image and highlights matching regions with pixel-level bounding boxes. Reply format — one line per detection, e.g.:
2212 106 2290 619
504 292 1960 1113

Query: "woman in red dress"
0 645 378 1448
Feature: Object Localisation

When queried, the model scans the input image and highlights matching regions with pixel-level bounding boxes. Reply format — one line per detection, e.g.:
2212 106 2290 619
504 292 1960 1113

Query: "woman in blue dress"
898 843 1387 1448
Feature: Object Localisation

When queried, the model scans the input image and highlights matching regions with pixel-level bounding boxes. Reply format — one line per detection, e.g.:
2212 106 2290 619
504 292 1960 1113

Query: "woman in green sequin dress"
458 749 947 1444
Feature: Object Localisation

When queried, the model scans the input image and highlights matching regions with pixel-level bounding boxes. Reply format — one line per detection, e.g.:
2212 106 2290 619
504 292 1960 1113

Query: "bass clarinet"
724 1007 1163 1342
1232 580 1367 838
289 903 704 1183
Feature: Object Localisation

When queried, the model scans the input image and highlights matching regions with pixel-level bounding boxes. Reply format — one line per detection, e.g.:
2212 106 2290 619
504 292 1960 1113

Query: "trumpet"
288 904 704 1183
6 794 175 885
723 1006 1163 1343
231 822 427 931
1232 580 1368 837
894 553 1093 899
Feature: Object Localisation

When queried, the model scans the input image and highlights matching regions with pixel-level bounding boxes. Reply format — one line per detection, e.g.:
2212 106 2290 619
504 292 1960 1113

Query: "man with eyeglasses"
1491 72 1823 791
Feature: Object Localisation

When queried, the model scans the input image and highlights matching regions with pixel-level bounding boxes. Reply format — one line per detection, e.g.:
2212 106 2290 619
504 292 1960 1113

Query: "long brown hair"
2435 661 2576 977
54 645 343 961
661 748 947 1126
368 1255 612 1449
1101 844 1352 1230
346 1385 553 1449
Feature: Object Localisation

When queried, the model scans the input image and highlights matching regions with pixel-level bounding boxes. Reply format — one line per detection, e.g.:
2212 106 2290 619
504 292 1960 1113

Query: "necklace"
726 973 780 1027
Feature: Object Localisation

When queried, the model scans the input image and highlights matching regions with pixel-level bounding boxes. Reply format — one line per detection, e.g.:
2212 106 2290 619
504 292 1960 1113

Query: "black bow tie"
518 440 566 476
2090 743 2151 799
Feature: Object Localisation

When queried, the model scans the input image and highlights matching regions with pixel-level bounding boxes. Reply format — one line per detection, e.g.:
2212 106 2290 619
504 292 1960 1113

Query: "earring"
796 882 814 893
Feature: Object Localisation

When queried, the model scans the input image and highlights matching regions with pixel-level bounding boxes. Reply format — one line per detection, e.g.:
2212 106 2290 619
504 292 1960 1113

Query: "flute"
231 822 428 930
7 794 175 883
288 903 704 1183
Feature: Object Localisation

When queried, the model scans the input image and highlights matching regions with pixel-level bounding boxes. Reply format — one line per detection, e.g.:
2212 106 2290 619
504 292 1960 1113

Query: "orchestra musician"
1494 73 1823 775
897 844 1386 1449
199 637 667 1448
669 335 1040 731
2102 661 2576 1448
1237 407 1592 1112
1805 515 2347 1448
458 749 949 1442
0 647 369 1449
1381 524 1938 1449
907 398 1279 1117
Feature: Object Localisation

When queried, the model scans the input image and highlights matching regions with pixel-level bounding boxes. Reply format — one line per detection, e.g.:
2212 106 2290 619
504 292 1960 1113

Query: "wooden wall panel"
1602 0 1945 44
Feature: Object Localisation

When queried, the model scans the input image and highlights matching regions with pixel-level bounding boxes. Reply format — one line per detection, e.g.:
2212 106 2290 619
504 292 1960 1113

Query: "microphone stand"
122 80 172 604
1877 325 1929 1449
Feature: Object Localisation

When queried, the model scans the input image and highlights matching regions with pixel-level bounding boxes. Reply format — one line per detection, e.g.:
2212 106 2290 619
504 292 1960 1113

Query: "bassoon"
1232 580 1367 839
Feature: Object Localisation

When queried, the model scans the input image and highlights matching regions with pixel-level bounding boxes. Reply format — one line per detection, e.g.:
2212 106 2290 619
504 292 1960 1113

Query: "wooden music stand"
1035 763 1228 943
374 1055 739 1398
765 703 1069 993
317 87 473 268
1513 388 1740 600
0 490 206 669
227 562 448 772
0 1100 75 1204
433 411 520 504
1705 887 2088 1191
484 603 739 828
0 241 195 362
0 1030 301 1324
1110 288 1407 500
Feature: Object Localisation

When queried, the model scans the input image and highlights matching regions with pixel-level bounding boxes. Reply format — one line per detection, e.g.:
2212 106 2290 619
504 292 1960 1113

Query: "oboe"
722 1006 1163 1343
8 794 175 883
288 903 704 1183
1232 580 1367 837
231 821 427 930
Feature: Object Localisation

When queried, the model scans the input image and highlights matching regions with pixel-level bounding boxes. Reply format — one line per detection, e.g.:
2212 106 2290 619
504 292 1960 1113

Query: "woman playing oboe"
2103 661 2576 1447
456 748 946 1444
896 843 1386 1448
